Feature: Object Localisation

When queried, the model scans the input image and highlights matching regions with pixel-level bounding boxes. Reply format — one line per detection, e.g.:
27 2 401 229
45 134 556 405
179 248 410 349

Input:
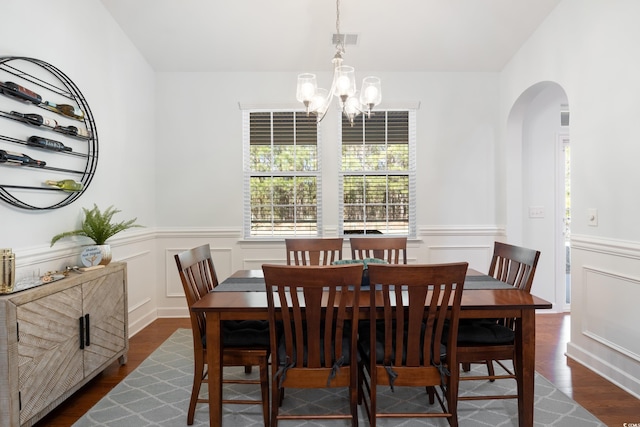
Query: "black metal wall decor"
0 56 98 210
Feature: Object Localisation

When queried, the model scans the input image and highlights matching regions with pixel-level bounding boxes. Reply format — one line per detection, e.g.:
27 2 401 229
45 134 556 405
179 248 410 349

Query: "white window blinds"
243 111 322 237
339 110 416 236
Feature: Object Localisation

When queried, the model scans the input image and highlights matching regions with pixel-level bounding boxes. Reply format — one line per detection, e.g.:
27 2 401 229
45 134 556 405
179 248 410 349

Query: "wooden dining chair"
358 262 467 427
175 244 270 426
454 241 541 402
349 236 407 264
262 263 363 427
285 237 343 265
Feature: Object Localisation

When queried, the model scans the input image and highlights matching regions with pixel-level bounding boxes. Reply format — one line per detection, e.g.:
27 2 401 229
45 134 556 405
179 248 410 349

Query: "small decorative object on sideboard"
0 248 15 293
50 204 143 265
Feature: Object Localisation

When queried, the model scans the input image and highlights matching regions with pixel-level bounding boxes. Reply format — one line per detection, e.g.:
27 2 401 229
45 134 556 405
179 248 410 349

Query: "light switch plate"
529 206 545 218
587 208 598 226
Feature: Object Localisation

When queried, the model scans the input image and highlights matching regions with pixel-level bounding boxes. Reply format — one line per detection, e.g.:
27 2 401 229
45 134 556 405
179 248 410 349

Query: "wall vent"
332 33 358 46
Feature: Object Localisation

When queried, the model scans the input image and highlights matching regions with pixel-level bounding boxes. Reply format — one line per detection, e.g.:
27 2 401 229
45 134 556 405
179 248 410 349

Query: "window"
339 110 416 236
243 111 321 237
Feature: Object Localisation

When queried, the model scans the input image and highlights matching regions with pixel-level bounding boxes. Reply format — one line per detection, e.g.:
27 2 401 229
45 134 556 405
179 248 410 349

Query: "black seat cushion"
447 319 515 346
358 320 446 364
276 325 353 366
202 320 270 348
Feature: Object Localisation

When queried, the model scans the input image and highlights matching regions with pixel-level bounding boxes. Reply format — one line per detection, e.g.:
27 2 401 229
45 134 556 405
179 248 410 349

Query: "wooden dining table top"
191 268 553 316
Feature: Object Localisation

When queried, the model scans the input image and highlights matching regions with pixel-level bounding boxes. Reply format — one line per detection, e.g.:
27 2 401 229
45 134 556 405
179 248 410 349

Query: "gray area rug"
73 329 605 427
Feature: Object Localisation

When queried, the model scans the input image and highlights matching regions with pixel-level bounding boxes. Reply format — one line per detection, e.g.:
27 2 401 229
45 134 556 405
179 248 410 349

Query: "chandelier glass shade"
296 0 381 124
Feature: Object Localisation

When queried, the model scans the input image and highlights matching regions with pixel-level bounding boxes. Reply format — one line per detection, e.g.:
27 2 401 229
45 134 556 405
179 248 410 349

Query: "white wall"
500 0 640 397
0 0 158 333
153 71 500 228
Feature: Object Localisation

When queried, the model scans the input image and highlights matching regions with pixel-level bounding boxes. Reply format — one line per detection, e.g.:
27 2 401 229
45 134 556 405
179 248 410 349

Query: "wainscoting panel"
110 233 156 336
568 234 640 398
583 267 640 362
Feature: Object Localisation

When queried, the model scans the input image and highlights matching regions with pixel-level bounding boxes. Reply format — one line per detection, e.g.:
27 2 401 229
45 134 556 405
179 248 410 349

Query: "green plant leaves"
50 204 142 246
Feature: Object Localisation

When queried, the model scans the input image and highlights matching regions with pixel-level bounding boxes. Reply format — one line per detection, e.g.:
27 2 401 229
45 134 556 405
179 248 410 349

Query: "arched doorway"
506 81 570 311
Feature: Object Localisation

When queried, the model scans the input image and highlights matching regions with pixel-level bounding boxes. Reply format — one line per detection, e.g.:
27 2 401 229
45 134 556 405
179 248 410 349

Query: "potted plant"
50 204 142 265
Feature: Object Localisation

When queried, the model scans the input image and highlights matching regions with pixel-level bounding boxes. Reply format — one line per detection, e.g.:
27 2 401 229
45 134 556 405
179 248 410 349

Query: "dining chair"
349 236 407 264
262 263 363 427
285 237 343 265
454 241 541 402
358 262 468 427
175 244 270 426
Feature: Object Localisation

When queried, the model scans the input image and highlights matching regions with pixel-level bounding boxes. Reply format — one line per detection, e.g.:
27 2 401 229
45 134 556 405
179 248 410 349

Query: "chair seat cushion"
202 320 270 348
358 320 446 364
277 326 353 366
455 319 515 345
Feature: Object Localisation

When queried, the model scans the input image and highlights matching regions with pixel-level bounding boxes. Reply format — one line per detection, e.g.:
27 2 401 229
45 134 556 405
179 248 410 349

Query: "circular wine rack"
0 56 98 210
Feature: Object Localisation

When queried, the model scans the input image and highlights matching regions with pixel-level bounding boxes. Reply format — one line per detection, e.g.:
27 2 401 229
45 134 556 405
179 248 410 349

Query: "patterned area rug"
73 329 605 427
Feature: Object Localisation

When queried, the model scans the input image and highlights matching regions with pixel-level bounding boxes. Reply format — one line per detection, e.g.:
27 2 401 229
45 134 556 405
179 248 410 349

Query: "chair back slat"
368 263 467 373
285 238 343 265
349 236 407 264
489 242 541 292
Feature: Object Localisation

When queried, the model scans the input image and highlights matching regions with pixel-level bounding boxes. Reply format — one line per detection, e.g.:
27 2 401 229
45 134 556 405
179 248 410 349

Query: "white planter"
81 245 112 266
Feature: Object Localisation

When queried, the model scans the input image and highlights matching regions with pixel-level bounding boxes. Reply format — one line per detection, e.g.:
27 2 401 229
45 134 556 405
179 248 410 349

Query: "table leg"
206 312 223 427
516 309 535 427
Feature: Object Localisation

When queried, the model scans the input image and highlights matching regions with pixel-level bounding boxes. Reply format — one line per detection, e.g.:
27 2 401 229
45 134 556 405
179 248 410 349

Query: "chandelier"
296 0 382 125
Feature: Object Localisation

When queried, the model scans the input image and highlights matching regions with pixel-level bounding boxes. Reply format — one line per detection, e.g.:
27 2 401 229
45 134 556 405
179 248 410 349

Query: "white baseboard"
157 306 190 318
128 308 158 338
566 341 640 399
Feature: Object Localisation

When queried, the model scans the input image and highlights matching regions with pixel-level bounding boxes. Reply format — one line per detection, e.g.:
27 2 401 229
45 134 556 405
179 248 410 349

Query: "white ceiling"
99 0 562 73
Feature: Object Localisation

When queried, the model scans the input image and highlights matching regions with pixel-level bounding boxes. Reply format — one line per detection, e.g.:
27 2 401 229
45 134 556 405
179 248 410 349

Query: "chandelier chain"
335 0 344 53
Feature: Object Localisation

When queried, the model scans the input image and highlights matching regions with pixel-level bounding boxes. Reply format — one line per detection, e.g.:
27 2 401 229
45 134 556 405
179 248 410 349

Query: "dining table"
190 268 552 427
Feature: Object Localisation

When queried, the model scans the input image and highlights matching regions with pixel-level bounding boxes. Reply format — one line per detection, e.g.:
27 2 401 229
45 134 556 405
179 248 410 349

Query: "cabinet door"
17 286 84 424
82 269 126 374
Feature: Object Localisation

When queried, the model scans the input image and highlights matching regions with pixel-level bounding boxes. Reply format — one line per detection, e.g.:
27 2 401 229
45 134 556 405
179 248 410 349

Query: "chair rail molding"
571 233 640 260
155 226 242 239
418 225 505 237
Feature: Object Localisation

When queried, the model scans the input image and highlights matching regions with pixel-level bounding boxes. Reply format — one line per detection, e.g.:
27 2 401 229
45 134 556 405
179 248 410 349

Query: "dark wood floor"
35 313 638 426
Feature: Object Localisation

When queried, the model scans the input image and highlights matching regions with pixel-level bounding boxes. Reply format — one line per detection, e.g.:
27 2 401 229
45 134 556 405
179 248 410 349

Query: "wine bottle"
27 136 72 152
0 81 42 104
10 111 58 128
0 150 46 167
53 124 90 138
44 179 83 192
43 101 84 120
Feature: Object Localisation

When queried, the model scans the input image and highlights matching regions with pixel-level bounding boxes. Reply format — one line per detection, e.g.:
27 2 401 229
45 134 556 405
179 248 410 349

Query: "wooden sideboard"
0 262 128 427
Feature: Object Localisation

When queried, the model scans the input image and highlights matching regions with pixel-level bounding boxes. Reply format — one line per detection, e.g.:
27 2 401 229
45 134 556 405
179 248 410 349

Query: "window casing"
339 110 416 237
243 111 321 238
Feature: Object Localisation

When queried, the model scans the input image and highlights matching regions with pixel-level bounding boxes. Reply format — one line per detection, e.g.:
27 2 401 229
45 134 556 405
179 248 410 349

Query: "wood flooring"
34 314 638 426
